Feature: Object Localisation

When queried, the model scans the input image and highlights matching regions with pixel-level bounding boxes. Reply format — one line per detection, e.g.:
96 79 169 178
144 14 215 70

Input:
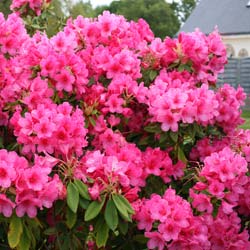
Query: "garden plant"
0 0 249 249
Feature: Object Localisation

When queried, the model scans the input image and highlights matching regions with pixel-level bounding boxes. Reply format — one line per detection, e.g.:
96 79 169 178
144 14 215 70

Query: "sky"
89 0 176 8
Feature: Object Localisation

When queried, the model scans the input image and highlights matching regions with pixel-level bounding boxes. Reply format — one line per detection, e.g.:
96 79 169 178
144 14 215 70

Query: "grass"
240 110 250 130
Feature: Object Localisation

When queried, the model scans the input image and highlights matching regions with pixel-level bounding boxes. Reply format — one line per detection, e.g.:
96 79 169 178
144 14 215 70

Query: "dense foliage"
0 1 249 249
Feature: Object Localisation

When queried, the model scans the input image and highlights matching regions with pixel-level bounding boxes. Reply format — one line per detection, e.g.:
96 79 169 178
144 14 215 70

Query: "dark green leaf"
169 131 178 143
61 234 71 250
74 179 90 200
43 227 57 236
118 220 128 235
149 70 157 81
67 182 79 213
104 199 118 231
115 194 134 214
89 116 96 126
79 198 90 209
138 136 149 146
96 219 109 248
17 226 31 250
133 234 148 244
8 215 23 248
66 207 77 229
159 133 168 144
178 63 193 73
144 124 161 133
56 222 68 233
112 194 131 222
84 197 106 221
177 147 187 163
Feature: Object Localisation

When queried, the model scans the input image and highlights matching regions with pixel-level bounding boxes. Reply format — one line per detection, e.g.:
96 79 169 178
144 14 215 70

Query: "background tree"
67 0 95 19
171 0 197 23
0 0 11 16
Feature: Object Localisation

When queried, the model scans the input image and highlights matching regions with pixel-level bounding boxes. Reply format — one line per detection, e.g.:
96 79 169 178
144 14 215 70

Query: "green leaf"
177 147 187 163
149 70 157 81
43 227 56 236
74 179 91 200
115 194 134 214
0 137 4 149
118 220 128 235
104 199 118 231
159 133 168 144
138 136 149 146
8 215 23 248
61 234 71 250
84 197 106 222
66 207 77 229
55 222 68 233
133 234 148 244
96 219 109 248
112 194 131 222
17 227 31 250
169 131 178 143
79 198 90 209
89 116 96 126
144 123 161 133
67 182 79 213
177 63 193 73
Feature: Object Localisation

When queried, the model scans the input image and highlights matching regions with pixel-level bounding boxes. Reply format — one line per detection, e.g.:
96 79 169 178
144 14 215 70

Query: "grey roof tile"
179 0 250 35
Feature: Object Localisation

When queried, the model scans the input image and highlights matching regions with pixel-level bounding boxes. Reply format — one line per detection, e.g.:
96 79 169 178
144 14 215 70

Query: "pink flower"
25 167 48 191
16 191 41 218
55 69 75 92
136 209 153 232
88 183 100 201
105 94 124 113
190 190 213 213
150 199 170 222
39 175 62 208
33 117 55 138
0 162 16 188
0 194 15 217
158 219 181 242
158 110 179 132
208 181 224 198
145 231 166 250
40 55 57 76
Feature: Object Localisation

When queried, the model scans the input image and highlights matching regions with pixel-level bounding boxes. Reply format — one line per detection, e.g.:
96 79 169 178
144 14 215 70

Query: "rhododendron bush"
0 1 250 249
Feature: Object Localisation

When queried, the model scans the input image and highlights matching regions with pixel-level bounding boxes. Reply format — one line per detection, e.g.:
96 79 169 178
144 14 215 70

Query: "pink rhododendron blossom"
0 194 15 217
145 231 166 250
135 188 209 248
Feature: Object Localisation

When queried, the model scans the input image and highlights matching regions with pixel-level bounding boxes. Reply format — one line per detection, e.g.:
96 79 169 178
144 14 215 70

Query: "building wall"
222 34 250 58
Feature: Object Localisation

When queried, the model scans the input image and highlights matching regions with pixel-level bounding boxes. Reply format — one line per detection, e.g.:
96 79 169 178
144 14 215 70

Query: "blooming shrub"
0 1 249 249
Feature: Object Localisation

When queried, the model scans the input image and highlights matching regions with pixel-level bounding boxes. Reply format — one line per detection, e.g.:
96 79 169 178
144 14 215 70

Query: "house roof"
179 0 250 35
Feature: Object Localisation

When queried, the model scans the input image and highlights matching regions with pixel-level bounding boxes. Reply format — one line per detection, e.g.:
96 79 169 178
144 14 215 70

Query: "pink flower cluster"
140 28 227 83
75 129 184 201
205 209 250 249
11 0 50 15
0 149 63 218
10 102 88 157
192 147 249 215
146 71 245 132
190 128 250 162
0 13 28 56
0 11 244 135
135 188 210 250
